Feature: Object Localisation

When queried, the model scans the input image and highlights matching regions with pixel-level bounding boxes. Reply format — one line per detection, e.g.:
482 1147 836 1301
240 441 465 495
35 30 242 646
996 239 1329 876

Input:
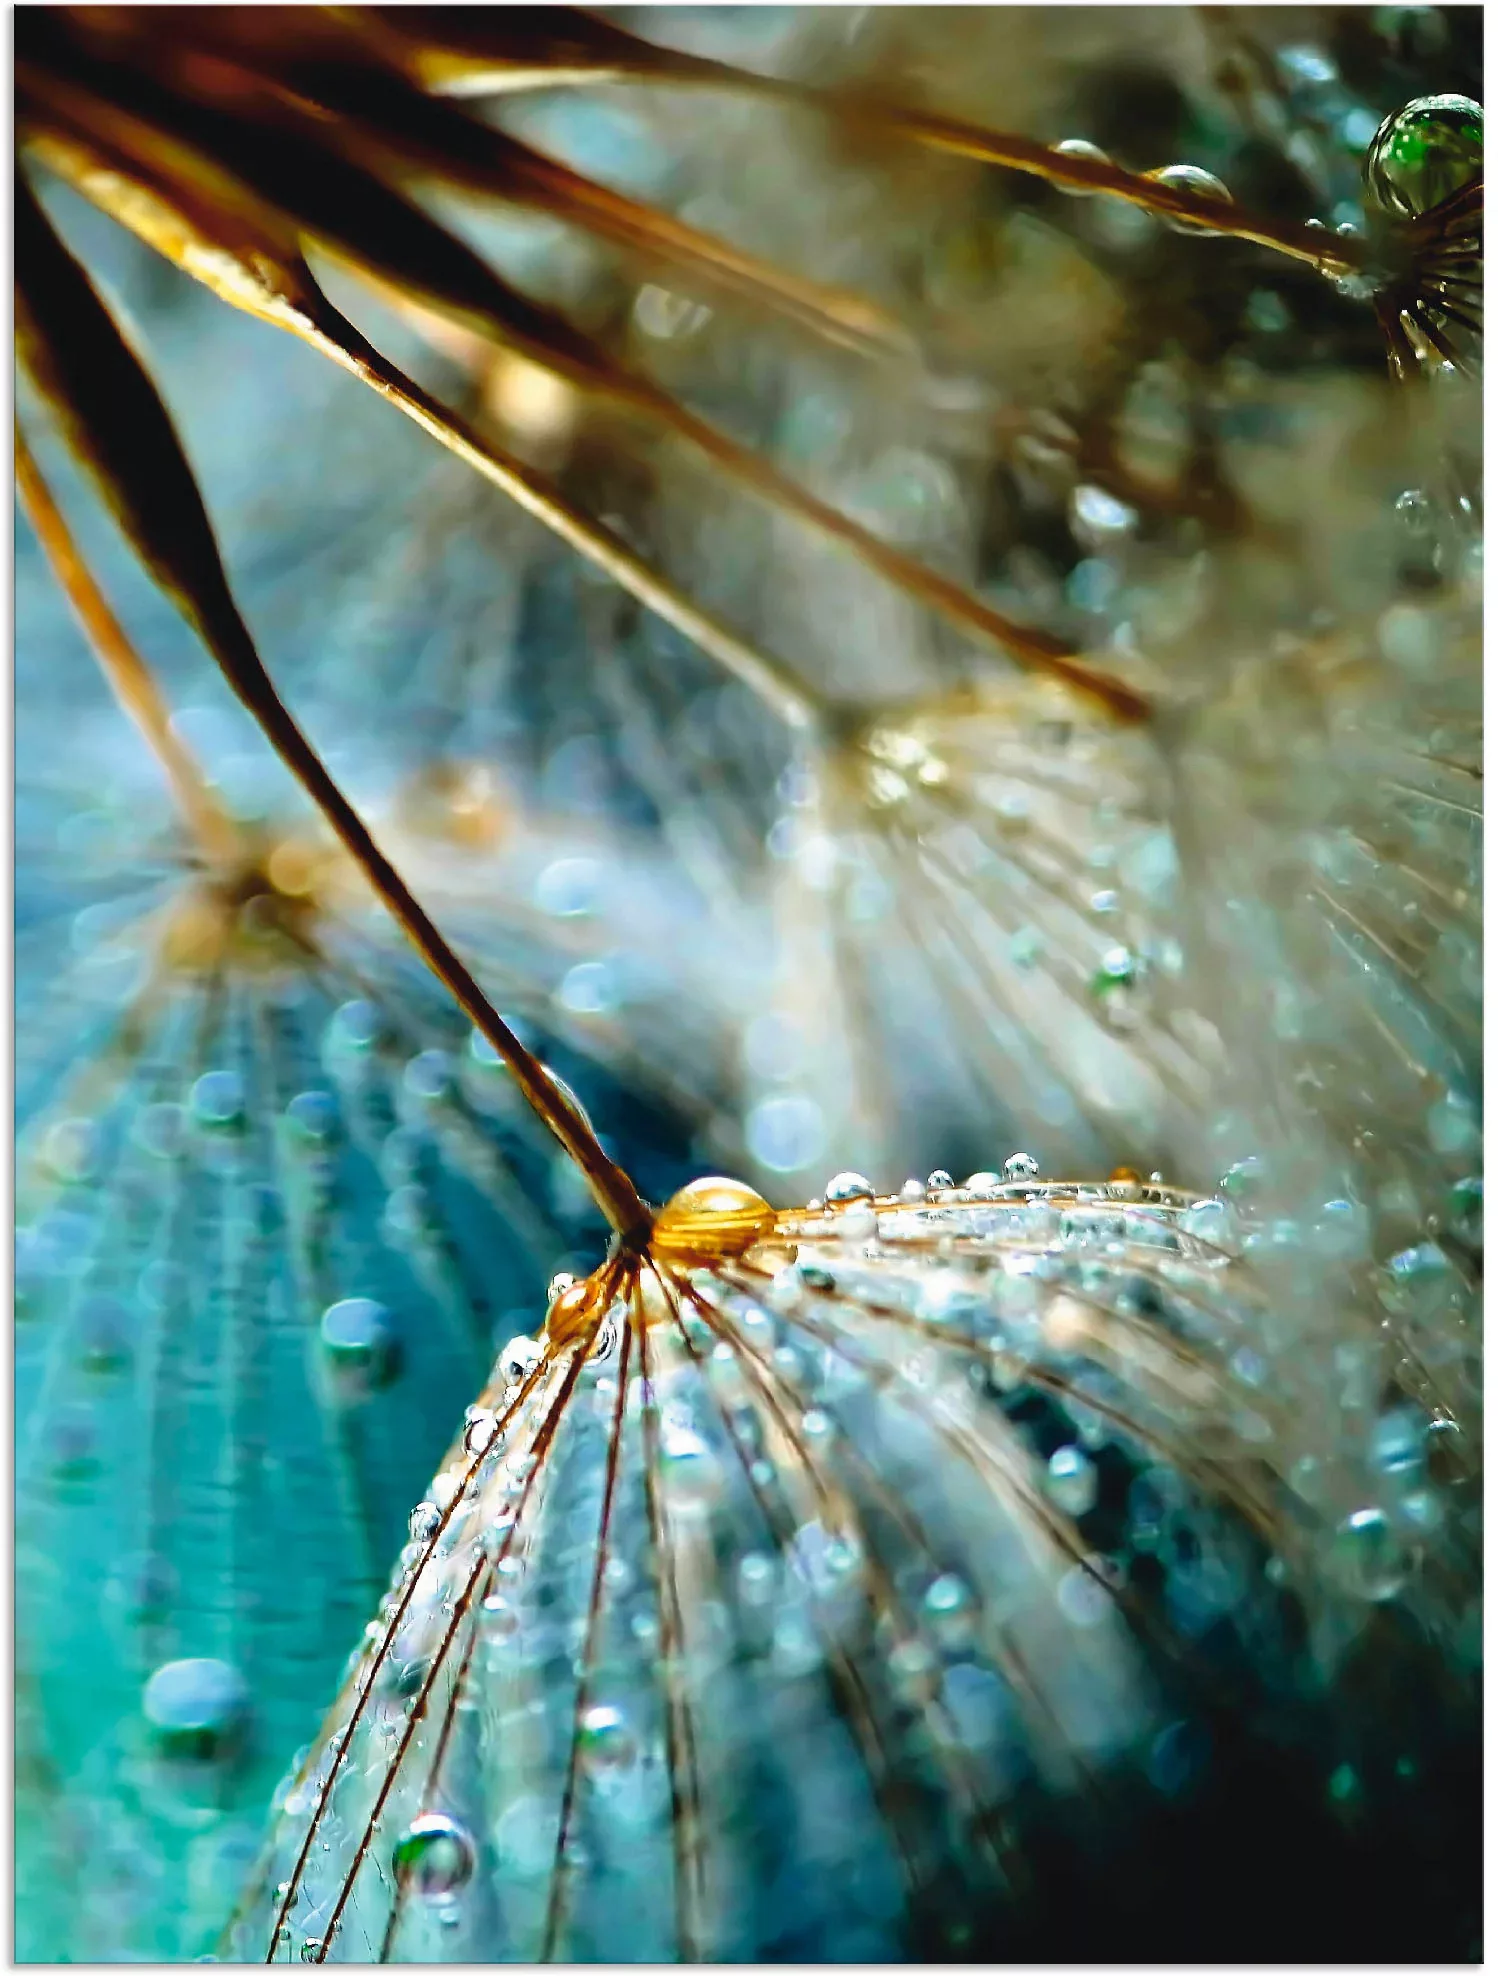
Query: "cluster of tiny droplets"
224 1152 1477 1962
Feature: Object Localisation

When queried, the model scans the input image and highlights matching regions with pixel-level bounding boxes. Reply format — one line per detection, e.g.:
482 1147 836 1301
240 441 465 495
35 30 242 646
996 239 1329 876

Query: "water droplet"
922 1572 977 1649
320 1298 400 1389
824 1171 875 1207
964 1171 1001 1196
653 1176 776 1261
534 856 603 918
1370 1407 1428 1477
1364 94 1483 218
404 1049 454 1104
392 1811 476 1900
1182 1197 1241 1255
409 1500 442 1543
328 998 383 1053
1045 1444 1099 1517
1071 483 1137 542
1003 1153 1040 1181
1332 1507 1412 1601
1220 1156 1265 1198
1051 136 1112 191
190 1071 244 1130
463 1408 497 1456
499 1335 545 1387
1093 945 1139 992
1311 1198 1372 1261
578 1703 637 1774
557 960 618 1018
142 1658 249 1760
1142 163 1234 233
926 1169 955 1194
286 1089 339 1145
1379 1241 1462 1322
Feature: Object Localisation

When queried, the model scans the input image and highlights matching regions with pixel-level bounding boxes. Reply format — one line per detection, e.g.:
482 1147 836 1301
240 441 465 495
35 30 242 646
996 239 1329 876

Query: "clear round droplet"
1364 94 1483 218
287 1089 340 1144
1003 1153 1040 1181
1370 1407 1428 1477
499 1334 545 1386
329 998 384 1053
409 1500 442 1543
923 1571 977 1648
926 1169 955 1194
190 1071 245 1130
1332 1507 1413 1602
1143 163 1234 233
1045 1444 1099 1517
1052 136 1112 192
578 1703 637 1774
319 1298 400 1389
1182 1197 1242 1255
463 1407 497 1456
824 1171 875 1207
142 1657 250 1760
404 1050 454 1104
392 1811 476 1900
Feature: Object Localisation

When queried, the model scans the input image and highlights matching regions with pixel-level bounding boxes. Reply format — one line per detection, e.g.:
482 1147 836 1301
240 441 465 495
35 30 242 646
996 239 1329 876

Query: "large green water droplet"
1364 94 1484 218
392 1811 476 1900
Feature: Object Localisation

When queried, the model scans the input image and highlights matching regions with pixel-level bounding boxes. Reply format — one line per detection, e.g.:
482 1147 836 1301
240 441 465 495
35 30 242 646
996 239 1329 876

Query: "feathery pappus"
228 1169 1479 1963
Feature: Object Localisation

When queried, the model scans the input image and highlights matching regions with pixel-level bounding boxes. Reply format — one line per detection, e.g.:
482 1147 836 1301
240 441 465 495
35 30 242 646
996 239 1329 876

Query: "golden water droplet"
652 1176 777 1264
1109 1165 1142 1184
544 1278 596 1345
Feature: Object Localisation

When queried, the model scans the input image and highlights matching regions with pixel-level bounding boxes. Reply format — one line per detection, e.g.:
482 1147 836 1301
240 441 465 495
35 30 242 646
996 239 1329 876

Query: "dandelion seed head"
229 1170 1478 1961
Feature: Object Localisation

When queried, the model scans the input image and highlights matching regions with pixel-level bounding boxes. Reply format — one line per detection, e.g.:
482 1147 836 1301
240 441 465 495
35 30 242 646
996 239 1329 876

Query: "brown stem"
816 97 1359 271
415 29 1362 276
15 420 240 866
